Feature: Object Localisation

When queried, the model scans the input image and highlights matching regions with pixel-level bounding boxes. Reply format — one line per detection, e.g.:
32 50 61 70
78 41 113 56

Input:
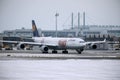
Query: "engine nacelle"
17 43 25 50
40 46 48 52
90 44 97 49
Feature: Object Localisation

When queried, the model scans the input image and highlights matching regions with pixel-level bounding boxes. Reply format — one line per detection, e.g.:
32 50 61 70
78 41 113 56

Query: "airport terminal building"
1 25 120 38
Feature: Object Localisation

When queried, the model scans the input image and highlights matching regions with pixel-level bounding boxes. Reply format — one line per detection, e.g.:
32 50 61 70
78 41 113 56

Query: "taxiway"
0 50 120 59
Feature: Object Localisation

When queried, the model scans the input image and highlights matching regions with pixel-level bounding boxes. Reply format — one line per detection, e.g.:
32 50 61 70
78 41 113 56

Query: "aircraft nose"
82 43 86 47
79 41 86 47
82 43 86 46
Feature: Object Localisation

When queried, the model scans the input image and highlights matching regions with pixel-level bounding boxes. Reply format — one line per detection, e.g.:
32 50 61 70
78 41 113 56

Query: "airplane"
0 20 106 54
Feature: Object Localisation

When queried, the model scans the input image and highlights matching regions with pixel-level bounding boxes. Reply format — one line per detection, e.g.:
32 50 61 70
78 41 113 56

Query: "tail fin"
32 20 40 37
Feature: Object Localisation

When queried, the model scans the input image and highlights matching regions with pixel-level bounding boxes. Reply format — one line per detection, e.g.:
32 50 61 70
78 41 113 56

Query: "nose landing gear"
76 49 84 54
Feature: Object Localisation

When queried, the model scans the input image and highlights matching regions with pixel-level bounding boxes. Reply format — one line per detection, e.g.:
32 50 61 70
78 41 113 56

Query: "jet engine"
40 46 49 52
17 43 25 50
90 44 97 49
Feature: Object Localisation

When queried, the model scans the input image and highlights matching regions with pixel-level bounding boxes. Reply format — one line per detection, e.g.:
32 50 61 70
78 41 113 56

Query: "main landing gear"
51 50 68 54
52 50 58 53
42 51 48 53
62 50 68 54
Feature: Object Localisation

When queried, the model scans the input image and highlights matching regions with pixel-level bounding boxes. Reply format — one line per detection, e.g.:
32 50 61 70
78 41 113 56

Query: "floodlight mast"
55 13 59 37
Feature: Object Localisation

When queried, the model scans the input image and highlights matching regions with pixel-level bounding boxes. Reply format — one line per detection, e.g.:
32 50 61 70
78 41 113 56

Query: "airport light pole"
55 13 59 37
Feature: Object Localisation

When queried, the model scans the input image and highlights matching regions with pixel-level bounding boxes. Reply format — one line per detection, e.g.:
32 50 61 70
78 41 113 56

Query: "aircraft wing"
85 39 106 45
0 40 20 44
0 40 57 47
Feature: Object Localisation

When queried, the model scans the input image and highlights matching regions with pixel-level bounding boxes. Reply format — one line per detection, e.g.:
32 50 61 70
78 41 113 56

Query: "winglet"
103 39 106 42
32 20 40 37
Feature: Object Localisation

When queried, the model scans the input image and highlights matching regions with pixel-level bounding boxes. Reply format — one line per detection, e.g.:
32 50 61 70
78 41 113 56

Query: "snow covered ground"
0 59 120 80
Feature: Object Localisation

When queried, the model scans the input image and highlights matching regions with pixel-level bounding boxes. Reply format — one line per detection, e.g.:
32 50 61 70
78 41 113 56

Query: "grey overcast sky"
0 0 120 32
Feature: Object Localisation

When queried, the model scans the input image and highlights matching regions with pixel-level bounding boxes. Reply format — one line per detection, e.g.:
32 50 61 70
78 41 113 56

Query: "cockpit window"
79 41 85 43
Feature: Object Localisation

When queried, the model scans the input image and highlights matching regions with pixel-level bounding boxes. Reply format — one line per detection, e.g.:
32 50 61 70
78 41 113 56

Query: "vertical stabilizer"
32 20 40 37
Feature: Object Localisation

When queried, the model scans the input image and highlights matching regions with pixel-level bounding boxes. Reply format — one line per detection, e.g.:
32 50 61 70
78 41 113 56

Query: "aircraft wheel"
52 50 57 54
62 50 68 54
42 51 48 53
76 49 84 54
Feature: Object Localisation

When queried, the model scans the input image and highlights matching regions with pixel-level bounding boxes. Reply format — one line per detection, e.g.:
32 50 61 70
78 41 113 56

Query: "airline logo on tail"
32 20 40 37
